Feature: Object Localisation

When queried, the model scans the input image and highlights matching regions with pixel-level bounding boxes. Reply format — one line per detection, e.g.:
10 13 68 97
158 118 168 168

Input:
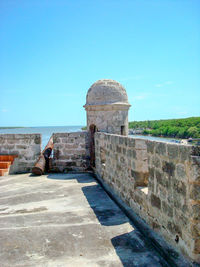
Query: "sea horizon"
0 125 84 130
0 125 182 149
0 126 84 148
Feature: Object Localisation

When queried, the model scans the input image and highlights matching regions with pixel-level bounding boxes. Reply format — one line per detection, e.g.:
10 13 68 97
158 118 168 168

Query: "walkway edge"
93 171 198 267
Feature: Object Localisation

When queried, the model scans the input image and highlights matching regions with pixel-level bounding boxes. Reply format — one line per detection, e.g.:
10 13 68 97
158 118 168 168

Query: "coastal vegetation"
129 117 200 139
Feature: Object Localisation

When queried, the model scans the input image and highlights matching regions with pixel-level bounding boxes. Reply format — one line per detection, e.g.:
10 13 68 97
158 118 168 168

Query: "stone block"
132 149 136 158
173 179 186 196
53 136 61 143
80 144 86 148
16 145 27 150
65 161 76 167
147 141 155 154
128 138 135 147
116 145 121 153
190 222 200 238
64 144 77 149
118 136 123 145
120 147 124 155
190 156 200 182
148 180 154 192
0 137 6 144
53 149 60 159
152 155 161 168
190 184 200 201
131 160 136 170
151 194 161 209
175 164 186 181
192 146 200 157
127 149 132 158
135 139 147 150
136 150 148 161
2 145 15 150
135 160 148 172
179 145 192 161
19 138 30 145
151 220 162 231
167 221 182 237
189 203 200 220
114 135 119 145
111 137 116 145
162 161 175 177
95 139 99 146
167 144 179 160
55 133 69 138
59 155 71 160
148 167 155 179
194 238 200 254
34 135 41 144
131 170 148 186
191 156 200 167
174 210 188 231
119 156 125 164
61 138 69 143
5 139 17 144
172 195 184 210
133 192 145 206
155 170 162 182
124 138 128 146
155 142 167 156
159 186 167 200
162 200 173 217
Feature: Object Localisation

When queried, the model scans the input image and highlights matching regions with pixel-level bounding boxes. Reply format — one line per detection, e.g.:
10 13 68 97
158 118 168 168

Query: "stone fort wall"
1 131 199 262
0 134 41 173
52 132 90 172
95 132 200 262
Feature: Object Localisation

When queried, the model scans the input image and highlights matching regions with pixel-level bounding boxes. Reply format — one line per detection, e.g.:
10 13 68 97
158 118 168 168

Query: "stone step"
0 161 12 169
0 169 8 176
0 155 17 164
0 155 17 176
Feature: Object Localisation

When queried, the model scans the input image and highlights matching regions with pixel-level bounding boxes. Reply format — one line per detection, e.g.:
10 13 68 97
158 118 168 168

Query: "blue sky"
0 0 199 126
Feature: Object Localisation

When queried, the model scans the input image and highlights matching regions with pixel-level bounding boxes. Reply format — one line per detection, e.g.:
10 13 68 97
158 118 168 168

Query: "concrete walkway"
0 173 169 267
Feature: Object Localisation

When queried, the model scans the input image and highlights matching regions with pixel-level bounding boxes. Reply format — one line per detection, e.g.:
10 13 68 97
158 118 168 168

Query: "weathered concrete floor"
0 173 169 267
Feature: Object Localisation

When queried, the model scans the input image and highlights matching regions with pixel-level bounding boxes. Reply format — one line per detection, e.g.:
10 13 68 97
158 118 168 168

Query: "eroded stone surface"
95 133 200 263
0 173 169 267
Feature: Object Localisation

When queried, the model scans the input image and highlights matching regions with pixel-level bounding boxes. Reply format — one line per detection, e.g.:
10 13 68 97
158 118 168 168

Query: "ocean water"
0 126 180 150
0 126 83 149
129 134 180 143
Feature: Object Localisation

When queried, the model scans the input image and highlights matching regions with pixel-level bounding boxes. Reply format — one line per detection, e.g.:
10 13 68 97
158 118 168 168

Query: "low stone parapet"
52 132 89 172
94 132 200 263
0 134 41 174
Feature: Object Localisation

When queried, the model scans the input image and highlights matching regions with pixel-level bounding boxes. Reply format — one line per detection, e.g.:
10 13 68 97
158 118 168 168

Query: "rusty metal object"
32 154 46 175
32 137 53 175
89 124 96 168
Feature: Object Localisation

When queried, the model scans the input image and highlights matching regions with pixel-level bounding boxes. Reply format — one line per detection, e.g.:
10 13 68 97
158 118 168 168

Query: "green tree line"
129 117 200 139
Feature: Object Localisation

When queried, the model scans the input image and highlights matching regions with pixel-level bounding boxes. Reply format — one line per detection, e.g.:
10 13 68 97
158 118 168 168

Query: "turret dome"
85 79 129 106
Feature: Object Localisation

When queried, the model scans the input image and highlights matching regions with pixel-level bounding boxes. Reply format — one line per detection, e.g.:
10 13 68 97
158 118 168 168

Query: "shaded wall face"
53 132 90 172
87 109 129 135
0 134 41 173
94 132 200 263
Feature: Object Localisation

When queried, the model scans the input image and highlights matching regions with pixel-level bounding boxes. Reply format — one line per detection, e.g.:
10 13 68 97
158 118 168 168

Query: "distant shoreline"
0 127 25 129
